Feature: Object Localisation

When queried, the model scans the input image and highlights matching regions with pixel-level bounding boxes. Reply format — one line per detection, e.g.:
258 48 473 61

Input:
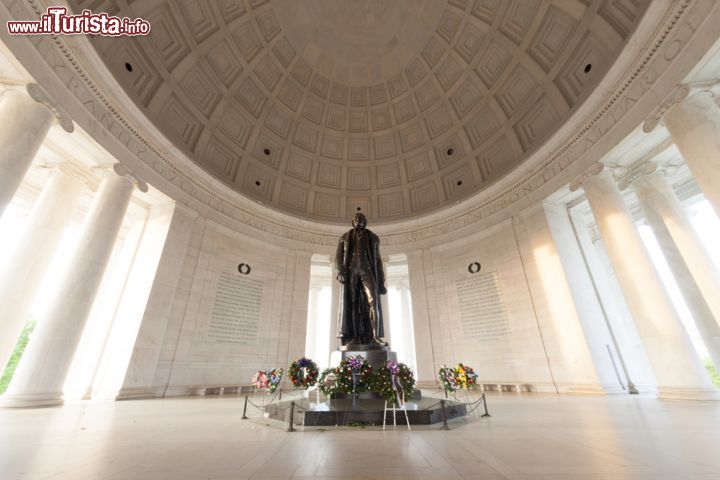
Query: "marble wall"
119 207 311 398
411 218 572 393
119 201 618 397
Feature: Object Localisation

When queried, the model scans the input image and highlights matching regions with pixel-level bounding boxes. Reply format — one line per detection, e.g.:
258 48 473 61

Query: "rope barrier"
240 389 491 429
464 398 486 414
245 397 267 411
440 400 450 430
421 400 443 410
286 401 296 432
481 393 491 417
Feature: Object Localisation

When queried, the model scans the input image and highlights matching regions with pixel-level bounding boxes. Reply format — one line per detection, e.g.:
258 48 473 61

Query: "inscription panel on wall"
456 271 510 342
207 271 263 345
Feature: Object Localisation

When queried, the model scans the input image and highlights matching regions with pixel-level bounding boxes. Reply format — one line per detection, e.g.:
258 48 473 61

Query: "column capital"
617 162 657 191
618 160 686 191
92 163 148 192
642 81 720 133
34 162 99 191
569 162 604 192
25 84 74 133
542 200 568 215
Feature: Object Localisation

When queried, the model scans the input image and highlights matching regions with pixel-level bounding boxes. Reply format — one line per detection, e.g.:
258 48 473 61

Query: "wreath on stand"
438 365 457 393
369 360 416 405
335 355 372 395
318 367 339 396
288 357 319 389
438 363 478 394
251 368 284 394
455 363 478 390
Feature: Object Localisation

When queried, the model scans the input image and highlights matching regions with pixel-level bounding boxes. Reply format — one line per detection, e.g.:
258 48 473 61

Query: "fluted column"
1 164 146 407
570 164 718 400
644 87 720 216
0 165 89 372
329 259 341 365
621 163 720 371
0 85 73 217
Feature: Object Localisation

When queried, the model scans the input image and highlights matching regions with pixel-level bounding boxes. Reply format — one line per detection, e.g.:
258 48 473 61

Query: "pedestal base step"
265 397 466 427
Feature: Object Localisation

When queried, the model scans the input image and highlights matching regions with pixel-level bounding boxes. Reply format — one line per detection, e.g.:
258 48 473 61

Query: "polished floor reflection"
1 392 719 479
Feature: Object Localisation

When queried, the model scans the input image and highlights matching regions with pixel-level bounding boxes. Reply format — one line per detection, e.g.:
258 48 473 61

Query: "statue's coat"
334 228 385 344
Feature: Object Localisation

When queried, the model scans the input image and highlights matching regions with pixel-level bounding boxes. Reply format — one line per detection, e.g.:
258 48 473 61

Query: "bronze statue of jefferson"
334 213 387 346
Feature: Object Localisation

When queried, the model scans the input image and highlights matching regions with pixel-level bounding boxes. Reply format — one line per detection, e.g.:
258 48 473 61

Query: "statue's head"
352 212 367 229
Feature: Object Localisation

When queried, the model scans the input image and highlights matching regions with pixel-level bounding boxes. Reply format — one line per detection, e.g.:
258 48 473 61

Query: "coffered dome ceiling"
72 0 649 224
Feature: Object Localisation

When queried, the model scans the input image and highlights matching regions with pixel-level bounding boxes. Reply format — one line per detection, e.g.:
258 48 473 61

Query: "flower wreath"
438 363 478 393
318 367 339 395
438 364 457 393
369 361 416 405
335 355 372 394
252 368 283 394
455 363 478 390
288 357 319 389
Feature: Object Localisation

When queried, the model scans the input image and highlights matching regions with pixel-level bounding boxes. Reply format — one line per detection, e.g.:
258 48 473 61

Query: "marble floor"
1 392 719 480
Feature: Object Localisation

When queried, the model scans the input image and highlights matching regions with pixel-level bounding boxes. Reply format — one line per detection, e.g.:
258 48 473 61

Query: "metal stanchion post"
279 388 283 401
481 393 491 418
440 399 450 430
287 401 296 432
242 395 249 419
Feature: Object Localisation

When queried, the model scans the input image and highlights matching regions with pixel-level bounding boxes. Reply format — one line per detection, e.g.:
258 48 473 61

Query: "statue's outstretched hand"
337 271 346 284
379 285 387 295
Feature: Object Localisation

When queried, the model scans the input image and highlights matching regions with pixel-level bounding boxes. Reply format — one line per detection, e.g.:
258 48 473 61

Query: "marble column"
621 163 720 371
570 164 718 400
544 202 638 394
328 259 341 365
513 207 605 394
380 254 392 349
285 250 312 366
0 165 88 372
0 85 73 218
305 285 322 361
116 205 198 400
645 88 720 216
398 283 417 371
2 164 146 407
571 209 658 392
406 250 437 387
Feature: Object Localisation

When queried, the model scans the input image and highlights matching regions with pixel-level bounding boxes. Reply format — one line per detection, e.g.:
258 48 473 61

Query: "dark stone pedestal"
265 397 467 427
331 345 396 370
329 345 397 400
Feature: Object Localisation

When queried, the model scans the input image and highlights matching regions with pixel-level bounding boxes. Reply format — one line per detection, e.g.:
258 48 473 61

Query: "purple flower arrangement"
347 354 365 371
335 356 372 394
297 357 313 368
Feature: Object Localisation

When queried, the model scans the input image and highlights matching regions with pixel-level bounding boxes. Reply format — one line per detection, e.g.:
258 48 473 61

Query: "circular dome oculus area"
273 0 445 86
74 0 649 224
